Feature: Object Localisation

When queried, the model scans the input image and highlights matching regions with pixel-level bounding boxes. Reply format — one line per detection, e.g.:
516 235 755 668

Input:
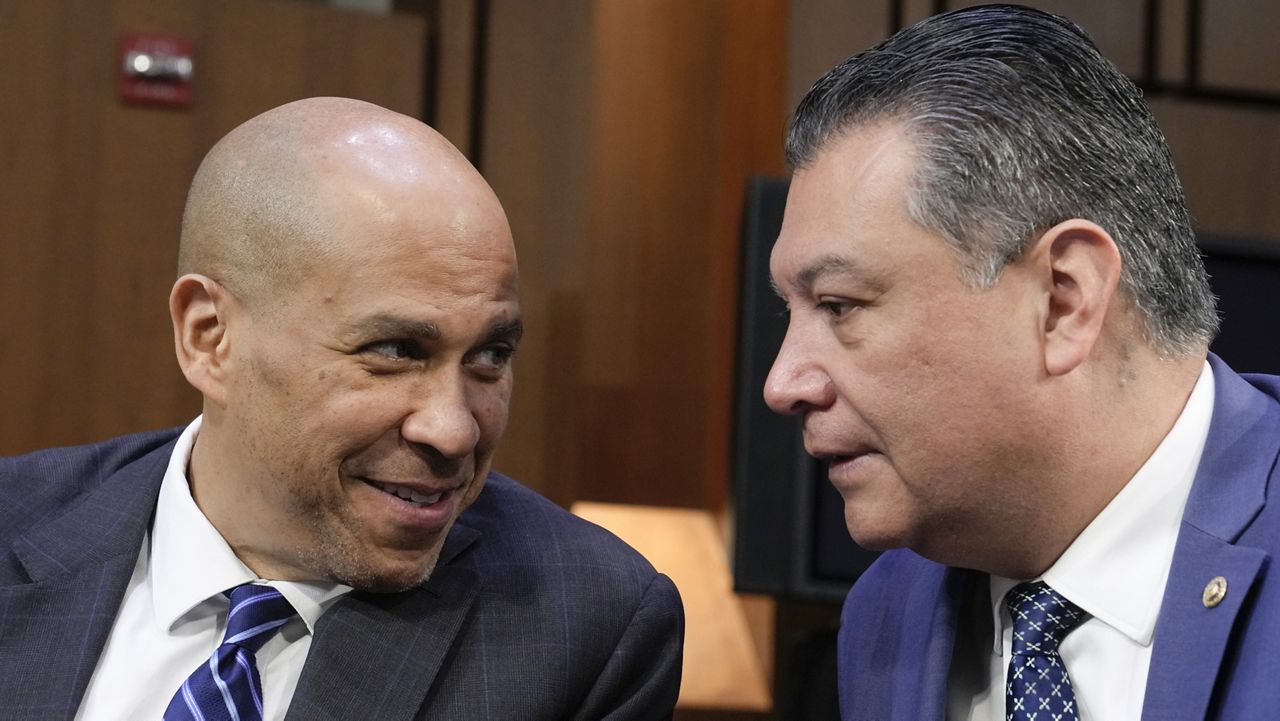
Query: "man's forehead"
770 123 927 282
304 192 515 284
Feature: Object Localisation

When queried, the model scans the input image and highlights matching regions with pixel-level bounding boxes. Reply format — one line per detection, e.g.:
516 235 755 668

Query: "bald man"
0 98 683 721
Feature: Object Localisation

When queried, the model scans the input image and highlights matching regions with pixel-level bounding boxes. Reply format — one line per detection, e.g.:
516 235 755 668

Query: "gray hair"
786 4 1217 355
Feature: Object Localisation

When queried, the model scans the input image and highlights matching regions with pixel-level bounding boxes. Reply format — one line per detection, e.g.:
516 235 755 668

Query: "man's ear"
1027 220 1123 376
170 274 238 407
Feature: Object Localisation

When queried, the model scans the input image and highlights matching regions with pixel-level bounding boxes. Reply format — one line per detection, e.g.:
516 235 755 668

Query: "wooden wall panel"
576 0 788 508
480 0 596 506
1201 0 1280 95
431 0 480 153
1154 100 1280 239
0 3 68 450
478 0 788 509
0 0 423 454
786 0 889 131
1157 0 1191 86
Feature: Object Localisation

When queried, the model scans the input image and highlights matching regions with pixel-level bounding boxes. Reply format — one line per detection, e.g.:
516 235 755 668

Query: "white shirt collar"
150 416 351 634
989 360 1215 653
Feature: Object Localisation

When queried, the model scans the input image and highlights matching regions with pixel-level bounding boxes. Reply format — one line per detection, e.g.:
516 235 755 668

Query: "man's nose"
764 330 835 416
400 371 482 460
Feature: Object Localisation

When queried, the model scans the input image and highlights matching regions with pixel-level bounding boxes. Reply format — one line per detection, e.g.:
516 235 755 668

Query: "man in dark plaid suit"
0 97 682 721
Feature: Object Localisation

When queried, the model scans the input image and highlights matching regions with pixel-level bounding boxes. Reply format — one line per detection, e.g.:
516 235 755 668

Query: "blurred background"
5 1 1280 718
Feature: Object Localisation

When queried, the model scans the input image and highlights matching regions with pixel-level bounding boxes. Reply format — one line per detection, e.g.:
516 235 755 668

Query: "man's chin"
319 538 445 592
844 513 911 552
847 533 899 553
337 557 438 593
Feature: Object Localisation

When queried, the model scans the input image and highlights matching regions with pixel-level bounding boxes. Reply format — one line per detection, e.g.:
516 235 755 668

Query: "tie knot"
1005 581 1087 657
223 583 297 654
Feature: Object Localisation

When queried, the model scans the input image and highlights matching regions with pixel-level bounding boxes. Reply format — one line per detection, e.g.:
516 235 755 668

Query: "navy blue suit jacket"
0 430 684 720
837 355 1280 720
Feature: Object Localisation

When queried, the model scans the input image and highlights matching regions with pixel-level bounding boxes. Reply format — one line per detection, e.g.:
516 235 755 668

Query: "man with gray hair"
766 5 1279 720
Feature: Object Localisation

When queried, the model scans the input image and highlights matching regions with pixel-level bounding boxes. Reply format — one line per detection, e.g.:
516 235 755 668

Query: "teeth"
410 489 443 504
374 482 444 506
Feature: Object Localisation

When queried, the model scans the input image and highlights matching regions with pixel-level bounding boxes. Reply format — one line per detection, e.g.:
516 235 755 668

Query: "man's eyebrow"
798 255 861 291
483 318 524 344
780 254 875 297
352 314 523 345
358 314 441 340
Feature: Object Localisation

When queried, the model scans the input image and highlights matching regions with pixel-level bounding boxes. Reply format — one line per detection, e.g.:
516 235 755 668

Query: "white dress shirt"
950 361 1215 721
76 417 352 721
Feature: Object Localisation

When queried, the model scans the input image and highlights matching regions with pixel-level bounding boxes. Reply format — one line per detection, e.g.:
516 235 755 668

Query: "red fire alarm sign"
119 33 195 108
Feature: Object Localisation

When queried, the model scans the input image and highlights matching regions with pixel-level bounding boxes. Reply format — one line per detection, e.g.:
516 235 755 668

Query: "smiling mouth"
368 480 449 507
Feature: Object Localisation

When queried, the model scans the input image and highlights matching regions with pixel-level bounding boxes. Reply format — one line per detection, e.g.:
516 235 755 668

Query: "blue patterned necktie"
1005 581 1089 721
164 584 298 721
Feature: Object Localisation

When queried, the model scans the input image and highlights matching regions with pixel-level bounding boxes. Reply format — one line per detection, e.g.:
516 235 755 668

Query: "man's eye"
467 345 515 376
363 339 423 361
817 298 858 319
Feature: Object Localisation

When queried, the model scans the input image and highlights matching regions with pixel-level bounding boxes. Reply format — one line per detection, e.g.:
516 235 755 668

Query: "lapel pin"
1202 576 1227 608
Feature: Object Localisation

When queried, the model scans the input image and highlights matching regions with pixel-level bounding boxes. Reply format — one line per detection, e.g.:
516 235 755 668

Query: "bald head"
178 97 509 309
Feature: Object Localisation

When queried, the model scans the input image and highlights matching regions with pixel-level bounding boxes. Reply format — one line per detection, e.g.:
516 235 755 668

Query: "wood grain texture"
479 0 596 507
1199 0 1280 95
575 0 788 509
482 0 787 511
0 0 423 454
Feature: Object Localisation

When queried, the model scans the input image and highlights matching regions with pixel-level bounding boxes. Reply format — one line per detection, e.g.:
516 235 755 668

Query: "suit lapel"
1141 526 1265 721
0 436 172 716
0 555 140 716
841 557 973 721
1141 357 1280 720
912 567 978 721
287 524 482 721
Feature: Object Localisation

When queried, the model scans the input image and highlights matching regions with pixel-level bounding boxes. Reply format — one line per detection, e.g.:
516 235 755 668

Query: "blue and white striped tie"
164 584 297 721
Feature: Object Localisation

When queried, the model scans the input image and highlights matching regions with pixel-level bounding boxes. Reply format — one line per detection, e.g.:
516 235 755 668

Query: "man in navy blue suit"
0 97 682 720
766 5 1280 720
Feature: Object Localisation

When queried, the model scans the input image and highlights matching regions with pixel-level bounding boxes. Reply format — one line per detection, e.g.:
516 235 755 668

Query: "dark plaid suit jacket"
0 429 684 720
